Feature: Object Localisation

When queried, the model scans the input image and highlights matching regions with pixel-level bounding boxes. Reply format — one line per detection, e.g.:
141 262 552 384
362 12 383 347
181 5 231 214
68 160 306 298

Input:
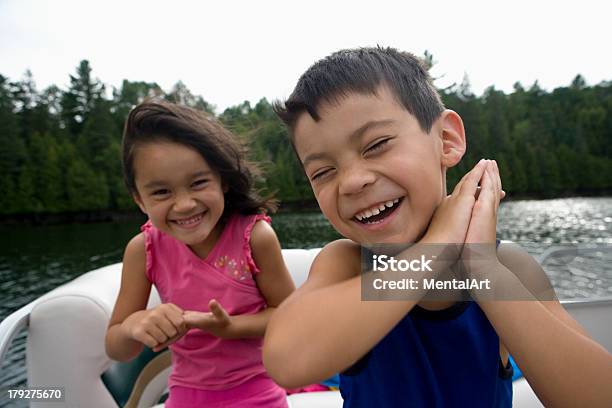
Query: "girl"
105 100 295 408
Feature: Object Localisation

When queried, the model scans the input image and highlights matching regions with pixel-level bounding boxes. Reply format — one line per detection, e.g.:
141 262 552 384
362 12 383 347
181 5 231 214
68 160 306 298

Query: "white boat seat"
20 245 612 408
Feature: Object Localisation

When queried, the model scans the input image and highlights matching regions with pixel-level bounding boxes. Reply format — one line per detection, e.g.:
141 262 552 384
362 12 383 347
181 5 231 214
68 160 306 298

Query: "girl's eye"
152 189 169 196
365 138 391 155
311 169 332 181
192 179 208 188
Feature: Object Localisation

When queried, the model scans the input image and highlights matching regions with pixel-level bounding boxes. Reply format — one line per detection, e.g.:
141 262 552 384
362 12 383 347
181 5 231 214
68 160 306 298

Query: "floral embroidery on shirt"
214 256 252 281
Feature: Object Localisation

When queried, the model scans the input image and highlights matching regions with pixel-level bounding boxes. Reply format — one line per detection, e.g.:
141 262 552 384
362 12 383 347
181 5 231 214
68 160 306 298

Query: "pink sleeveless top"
141 213 271 390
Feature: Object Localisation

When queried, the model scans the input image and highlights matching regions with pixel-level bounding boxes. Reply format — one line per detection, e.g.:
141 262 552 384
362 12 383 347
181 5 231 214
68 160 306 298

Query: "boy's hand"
465 160 502 244
421 159 489 245
183 299 234 338
121 303 189 352
463 160 504 283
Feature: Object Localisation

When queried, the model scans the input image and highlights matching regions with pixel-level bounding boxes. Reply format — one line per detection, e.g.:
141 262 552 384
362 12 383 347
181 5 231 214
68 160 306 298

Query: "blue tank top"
339 300 513 407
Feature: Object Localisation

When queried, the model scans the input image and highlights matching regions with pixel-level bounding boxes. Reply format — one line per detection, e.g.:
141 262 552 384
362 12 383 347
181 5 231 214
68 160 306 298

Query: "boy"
263 47 612 407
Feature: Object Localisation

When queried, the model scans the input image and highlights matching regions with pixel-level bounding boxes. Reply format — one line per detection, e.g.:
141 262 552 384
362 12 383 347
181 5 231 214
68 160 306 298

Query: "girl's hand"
183 299 234 338
121 303 188 352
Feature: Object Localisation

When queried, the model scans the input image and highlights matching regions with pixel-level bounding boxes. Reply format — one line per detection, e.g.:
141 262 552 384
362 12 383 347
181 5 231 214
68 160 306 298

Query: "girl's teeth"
385 201 394 208
177 214 201 225
372 208 380 215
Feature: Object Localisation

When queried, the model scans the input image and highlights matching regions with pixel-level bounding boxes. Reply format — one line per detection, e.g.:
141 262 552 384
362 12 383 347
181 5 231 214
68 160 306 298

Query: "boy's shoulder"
309 239 363 284
497 241 539 269
497 241 555 299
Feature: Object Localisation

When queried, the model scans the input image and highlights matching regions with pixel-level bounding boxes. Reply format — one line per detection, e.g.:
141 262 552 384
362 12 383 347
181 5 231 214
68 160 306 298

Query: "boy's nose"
338 167 376 195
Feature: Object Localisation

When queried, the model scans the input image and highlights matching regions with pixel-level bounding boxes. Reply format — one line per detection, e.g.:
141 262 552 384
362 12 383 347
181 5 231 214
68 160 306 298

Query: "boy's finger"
478 168 494 205
493 160 502 193
458 159 488 197
486 167 500 208
451 159 486 196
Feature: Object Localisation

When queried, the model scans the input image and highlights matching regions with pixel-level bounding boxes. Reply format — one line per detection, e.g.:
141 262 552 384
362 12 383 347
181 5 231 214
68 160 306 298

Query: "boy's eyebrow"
142 170 213 189
348 119 395 143
302 119 395 168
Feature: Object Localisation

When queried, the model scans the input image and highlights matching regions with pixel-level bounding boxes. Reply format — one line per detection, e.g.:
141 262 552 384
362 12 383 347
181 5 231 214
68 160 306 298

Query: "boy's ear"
437 110 466 168
133 193 147 214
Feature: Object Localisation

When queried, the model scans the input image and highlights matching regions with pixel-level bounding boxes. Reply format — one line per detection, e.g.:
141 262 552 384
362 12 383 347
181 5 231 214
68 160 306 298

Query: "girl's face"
133 141 226 257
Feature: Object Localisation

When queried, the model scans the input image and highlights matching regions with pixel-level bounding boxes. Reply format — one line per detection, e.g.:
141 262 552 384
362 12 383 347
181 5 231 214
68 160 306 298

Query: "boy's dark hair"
274 46 444 135
122 99 276 215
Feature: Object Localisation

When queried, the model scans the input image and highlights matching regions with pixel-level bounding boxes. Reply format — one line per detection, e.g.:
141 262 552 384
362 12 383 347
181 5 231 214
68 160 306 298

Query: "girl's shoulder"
122 232 147 276
212 212 273 277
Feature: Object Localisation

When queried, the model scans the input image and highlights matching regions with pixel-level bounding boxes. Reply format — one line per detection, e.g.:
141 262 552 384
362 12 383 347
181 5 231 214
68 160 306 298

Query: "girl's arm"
480 245 612 408
182 220 295 339
105 234 186 361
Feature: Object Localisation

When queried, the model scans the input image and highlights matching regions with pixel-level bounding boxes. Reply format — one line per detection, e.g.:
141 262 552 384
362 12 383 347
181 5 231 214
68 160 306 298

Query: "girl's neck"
188 219 225 259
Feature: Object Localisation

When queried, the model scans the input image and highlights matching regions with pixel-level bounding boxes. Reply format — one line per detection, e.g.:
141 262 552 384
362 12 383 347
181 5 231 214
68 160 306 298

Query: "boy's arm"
182 220 295 339
263 239 456 388
480 244 612 407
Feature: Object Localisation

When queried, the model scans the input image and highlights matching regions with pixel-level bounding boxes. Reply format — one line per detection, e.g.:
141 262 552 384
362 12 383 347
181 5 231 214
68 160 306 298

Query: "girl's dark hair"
122 99 277 215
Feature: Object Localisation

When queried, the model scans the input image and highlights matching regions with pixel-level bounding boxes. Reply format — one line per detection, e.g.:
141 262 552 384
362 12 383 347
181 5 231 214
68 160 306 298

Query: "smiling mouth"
353 197 404 224
172 212 204 226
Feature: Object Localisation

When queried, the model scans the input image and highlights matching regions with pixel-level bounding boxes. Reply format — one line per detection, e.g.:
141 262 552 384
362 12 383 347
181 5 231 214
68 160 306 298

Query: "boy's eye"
365 138 391 155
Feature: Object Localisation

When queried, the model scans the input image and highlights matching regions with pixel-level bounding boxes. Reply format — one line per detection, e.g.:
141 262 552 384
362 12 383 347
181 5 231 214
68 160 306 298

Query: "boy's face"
293 86 458 245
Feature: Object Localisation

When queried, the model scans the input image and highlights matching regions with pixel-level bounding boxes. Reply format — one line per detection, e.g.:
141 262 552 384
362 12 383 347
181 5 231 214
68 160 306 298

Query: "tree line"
0 60 610 217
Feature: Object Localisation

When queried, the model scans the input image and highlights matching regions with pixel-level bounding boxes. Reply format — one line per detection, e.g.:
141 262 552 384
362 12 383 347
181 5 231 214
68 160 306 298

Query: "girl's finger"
164 308 185 331
210 300 229 321
185 311 210 325
141 333 159 349
157 318 178 339
147 326 169 344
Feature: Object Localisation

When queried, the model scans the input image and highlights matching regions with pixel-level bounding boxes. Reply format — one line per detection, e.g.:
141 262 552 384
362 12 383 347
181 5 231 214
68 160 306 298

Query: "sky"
1 0 610 113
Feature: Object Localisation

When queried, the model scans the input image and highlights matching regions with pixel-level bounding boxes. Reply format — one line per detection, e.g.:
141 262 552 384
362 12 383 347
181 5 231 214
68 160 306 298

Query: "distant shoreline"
1 192 610 226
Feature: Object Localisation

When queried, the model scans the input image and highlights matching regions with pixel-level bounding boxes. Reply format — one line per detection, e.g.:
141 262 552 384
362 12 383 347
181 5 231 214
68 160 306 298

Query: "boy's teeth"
355 198 401 221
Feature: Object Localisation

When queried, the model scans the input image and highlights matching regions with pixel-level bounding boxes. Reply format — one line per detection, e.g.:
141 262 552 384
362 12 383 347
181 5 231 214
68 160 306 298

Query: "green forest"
1 59 611 219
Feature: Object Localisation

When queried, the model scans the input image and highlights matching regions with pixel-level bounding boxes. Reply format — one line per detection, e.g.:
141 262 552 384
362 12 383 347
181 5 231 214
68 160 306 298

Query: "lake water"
1 197 611 402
